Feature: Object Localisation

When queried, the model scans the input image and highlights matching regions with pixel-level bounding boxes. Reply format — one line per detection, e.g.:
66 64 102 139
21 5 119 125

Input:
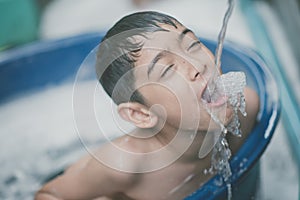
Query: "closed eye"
161 64 174 77
187 41 201 51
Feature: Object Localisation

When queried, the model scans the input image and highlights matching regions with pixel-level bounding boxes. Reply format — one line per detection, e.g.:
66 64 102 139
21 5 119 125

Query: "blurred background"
0 0 299 199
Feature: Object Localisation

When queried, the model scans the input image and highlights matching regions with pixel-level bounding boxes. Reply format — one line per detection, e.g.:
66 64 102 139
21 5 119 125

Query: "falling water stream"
210 0 236 88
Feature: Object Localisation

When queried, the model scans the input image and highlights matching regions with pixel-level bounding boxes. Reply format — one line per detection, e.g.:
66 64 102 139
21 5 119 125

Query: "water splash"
202 71 246 200
214 72 247 136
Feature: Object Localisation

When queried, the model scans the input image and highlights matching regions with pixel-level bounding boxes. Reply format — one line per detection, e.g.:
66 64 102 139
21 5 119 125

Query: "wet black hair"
96 11 180 105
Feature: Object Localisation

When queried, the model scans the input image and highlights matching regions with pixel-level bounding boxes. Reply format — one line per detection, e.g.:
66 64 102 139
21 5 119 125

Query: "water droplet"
227 183 232 200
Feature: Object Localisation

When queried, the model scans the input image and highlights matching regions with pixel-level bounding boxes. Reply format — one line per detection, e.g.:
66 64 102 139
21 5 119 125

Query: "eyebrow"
179 28 193 41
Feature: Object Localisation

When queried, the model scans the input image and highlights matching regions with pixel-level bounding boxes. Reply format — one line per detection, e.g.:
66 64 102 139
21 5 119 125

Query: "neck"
152 121 213 163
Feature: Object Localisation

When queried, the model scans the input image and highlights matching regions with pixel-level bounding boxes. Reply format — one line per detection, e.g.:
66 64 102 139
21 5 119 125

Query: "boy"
35 11 259 200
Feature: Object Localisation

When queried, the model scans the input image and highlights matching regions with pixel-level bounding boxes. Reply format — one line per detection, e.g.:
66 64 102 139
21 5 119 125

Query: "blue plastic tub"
0 33 280 199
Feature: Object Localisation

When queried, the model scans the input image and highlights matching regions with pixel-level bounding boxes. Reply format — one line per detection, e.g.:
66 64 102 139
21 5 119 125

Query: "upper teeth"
202 87 212 103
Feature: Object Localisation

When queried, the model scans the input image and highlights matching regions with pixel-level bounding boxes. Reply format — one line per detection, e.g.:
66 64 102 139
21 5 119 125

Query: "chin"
207 107 234 129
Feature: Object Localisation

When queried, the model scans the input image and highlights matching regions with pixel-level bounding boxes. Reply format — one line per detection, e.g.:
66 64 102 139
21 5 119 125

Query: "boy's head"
96 11 233 131
96 11 179 105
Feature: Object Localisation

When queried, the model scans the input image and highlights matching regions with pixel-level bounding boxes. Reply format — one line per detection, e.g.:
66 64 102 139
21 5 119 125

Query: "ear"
118 102 158 129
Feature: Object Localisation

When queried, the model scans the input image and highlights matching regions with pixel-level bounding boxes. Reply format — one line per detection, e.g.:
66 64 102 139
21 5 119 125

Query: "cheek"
140 83 213 130
143 86 181 115
140 85 186 124
162 90 203 128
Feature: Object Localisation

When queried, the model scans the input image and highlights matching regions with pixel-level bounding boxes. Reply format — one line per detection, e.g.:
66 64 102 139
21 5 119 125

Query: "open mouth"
201 84 212 103
201 84 227 107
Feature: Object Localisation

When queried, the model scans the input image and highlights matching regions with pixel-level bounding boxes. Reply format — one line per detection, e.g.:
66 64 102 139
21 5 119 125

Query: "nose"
189 67 202 81
180 58 206 81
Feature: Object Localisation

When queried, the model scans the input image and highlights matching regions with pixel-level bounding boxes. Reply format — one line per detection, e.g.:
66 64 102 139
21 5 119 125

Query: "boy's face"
133 24 233 132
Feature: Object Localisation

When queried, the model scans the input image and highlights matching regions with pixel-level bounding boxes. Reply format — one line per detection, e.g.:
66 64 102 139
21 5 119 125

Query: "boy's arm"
35 152 134 200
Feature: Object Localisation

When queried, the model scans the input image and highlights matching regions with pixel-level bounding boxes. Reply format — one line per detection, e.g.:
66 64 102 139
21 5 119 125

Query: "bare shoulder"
228 87 259 153
36 140 138 199
240 87 260 135
244 87 260 119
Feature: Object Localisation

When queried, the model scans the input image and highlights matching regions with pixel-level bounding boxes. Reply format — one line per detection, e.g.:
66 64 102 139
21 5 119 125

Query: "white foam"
0 81 128 199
